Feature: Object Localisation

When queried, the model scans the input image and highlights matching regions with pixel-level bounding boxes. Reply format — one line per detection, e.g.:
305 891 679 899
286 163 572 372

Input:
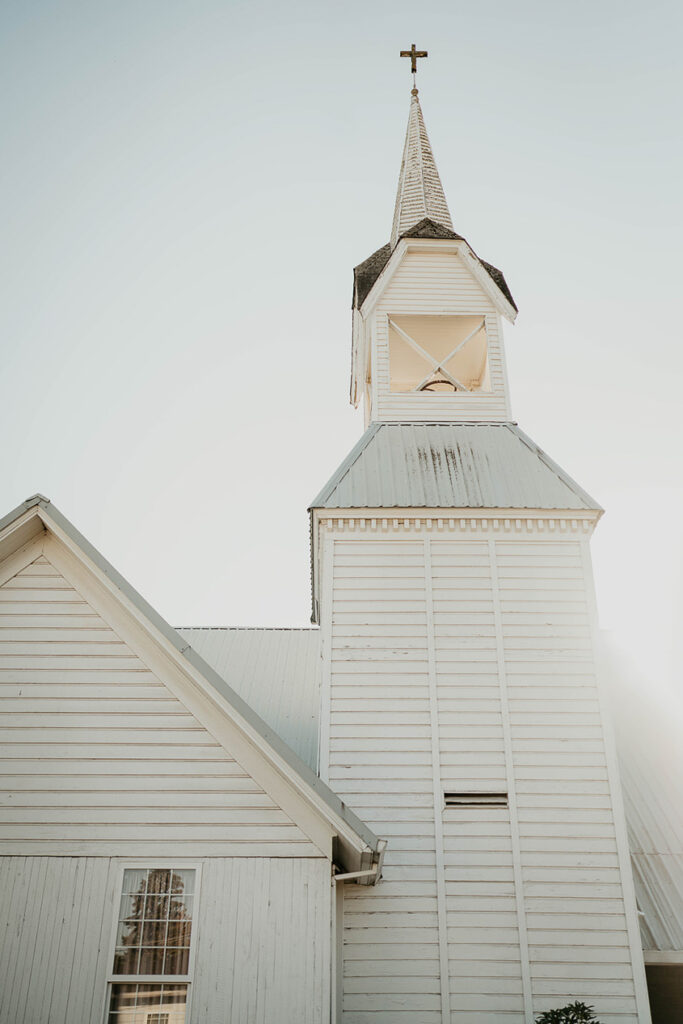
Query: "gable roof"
0 495 382 876
310 422 601 512
353 218 518 313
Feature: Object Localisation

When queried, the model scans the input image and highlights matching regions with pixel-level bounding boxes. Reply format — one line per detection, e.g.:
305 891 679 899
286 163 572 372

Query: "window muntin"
105 866 198 1024
388 314 491 394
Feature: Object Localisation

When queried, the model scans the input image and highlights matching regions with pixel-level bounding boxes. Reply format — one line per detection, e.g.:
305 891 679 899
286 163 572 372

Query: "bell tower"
312 55 651 1024
351 84 518 428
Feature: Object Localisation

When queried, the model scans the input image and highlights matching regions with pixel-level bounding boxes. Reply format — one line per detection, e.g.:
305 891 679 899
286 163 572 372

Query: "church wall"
370 251 510 423
0 854 330 1024
0 553 320 858
319 520 646 1024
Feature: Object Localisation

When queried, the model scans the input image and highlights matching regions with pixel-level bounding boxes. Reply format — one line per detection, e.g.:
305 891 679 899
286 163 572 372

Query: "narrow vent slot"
444 792 508 807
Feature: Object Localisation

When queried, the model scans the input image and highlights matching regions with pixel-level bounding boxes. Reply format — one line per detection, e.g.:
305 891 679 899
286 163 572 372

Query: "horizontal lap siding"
494 539 638 1022
374 253 508 422
432 541 524 1021
328 530 642 1024
330 540 441 1022
0 556 317 856
0 855 329 1024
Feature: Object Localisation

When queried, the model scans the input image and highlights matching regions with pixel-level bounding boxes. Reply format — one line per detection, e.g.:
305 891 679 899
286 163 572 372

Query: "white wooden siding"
0 855 330 1024
371 253 510 423
192 857 330 1024
321 528 644 1024
0 555 318 857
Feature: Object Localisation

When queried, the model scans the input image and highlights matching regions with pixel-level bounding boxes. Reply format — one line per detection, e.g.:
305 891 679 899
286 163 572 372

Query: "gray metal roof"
178 628 320 773
607 661 683 952
310 422 600 512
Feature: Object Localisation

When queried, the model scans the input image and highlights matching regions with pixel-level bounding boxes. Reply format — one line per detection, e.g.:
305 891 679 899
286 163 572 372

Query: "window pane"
122 869 148 895
147 869 172 895
142 919 168 946
108 983 187 1024
139 944 166 975
144 895 169 922
172 870 194 895
169 894 192 920
113 947 141 975
163 948 190 975
118 894 137 921
166 916 191 948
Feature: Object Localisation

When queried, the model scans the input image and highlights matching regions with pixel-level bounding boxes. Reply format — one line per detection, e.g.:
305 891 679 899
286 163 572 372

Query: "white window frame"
102 860 203 1024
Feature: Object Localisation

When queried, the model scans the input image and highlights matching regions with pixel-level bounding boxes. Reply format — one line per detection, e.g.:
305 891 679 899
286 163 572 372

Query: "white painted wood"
192 857 330 1024
488 536 533 1023
367 253 509 423
321 526 646 1024
0 855 330 1024
423 538 451 1022
0 554 320 858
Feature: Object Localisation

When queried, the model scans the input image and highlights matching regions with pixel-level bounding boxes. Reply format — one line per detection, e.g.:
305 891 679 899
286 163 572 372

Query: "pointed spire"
390 89 454 249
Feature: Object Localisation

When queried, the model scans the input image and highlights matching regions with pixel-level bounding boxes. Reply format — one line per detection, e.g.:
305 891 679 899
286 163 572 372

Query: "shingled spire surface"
390 90 454 249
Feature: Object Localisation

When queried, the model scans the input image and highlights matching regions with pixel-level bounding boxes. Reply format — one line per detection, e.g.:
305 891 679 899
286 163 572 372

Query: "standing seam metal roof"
310 422 601 512
177 627 320 773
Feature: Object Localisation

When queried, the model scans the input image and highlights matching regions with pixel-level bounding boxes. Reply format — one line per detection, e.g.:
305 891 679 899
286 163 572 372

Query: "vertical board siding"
0 856 115 1024
0 856 330 1024
0 555 317 856
192 858 330 1024
327 530 642 1024
373 253 509 423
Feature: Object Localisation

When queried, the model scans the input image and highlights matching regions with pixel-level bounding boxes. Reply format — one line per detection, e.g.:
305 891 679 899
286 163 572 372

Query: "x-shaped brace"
388 318 486 393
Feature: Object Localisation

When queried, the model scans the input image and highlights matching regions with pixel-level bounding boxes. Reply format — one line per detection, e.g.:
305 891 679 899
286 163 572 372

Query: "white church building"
0 71 681 1024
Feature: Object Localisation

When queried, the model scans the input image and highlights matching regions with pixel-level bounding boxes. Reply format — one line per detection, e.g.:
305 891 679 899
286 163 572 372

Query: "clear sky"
1 1 681 694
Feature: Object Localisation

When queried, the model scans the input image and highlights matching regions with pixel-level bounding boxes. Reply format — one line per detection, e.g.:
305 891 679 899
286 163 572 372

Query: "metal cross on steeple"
400 43 428 89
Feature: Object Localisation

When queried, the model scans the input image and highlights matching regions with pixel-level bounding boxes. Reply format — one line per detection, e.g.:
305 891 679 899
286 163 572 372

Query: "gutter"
333 839 387 886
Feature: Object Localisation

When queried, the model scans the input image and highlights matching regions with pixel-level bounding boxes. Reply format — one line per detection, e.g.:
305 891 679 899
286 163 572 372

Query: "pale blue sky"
1 1 681 690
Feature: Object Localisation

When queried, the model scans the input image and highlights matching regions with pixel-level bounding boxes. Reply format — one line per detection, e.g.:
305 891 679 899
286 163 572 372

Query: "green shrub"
535 1002 601 1024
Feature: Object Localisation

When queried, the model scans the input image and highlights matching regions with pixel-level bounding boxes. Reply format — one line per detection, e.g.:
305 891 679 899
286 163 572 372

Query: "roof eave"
0 497 383 870
358 236 517 323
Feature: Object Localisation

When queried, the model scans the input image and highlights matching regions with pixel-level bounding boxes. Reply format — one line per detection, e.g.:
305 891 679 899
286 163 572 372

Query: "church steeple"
350 57 518 423
390 88 454 248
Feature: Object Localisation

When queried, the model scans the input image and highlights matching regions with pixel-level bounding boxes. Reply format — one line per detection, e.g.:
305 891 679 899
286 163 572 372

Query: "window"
105 866 197 1024
444 792 508 807
388 314 491 394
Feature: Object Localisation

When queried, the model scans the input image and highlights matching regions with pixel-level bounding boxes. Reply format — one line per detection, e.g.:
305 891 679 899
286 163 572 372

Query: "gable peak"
390 90 454 249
